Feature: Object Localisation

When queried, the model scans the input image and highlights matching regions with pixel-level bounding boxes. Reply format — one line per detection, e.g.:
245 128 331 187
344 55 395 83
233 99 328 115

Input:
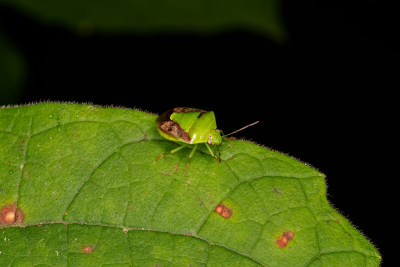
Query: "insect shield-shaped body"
156 108 222 163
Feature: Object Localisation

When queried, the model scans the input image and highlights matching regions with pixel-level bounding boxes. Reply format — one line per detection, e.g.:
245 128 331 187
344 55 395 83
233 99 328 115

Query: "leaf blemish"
82 245 94 254
0 204 25 225
276 231 295 248
174 164 179 173
273 188 281 195
214 204 233 219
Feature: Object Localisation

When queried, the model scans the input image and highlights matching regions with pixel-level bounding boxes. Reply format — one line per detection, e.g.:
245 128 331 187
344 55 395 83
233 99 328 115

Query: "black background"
0 0 395 264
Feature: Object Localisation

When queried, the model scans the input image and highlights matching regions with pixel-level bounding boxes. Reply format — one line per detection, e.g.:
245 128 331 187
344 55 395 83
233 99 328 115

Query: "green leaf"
0 0 286 42
0 103 381 266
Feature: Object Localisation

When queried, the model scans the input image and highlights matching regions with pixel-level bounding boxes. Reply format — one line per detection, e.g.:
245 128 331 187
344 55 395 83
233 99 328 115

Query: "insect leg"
204 143 216 158
184 144 198 171
205 143 221 163
170 144 187 154
188 144 198 158
156 144 187 161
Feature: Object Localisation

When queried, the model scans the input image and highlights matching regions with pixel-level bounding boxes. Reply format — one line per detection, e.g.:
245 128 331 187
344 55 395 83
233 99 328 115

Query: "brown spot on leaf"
0 204 25 224
276 231 295 248
174 164 179 173
82 246 94 254
186 177 193 184
273 188 281 195
15 208 24 223
214 204 233 219
184 162 190 172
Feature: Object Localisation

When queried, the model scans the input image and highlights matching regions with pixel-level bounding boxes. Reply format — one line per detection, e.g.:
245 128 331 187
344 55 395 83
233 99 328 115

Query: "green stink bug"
156 107 258 165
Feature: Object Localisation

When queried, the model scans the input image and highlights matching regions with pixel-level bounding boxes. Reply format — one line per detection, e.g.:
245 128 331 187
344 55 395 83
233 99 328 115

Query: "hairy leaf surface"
0 103 380 266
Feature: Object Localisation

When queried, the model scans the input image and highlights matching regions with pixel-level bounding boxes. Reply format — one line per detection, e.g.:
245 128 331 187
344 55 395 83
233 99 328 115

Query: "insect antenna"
222 121 259 138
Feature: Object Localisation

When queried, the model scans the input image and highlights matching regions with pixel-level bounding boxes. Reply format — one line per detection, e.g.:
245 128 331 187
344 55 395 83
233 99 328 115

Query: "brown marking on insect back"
160 120 190 142
276 231 295 248
82 246 94 254
214 204 233 219
156 108 207 143
0 204 25 225
156 109 174 125
172 107 206 114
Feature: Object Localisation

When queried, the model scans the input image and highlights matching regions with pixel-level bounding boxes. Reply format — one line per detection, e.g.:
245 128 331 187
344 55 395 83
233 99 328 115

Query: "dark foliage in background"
0 0 395 263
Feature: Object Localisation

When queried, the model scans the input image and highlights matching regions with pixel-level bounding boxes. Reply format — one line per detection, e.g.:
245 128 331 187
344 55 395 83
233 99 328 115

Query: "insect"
156 107 258 165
